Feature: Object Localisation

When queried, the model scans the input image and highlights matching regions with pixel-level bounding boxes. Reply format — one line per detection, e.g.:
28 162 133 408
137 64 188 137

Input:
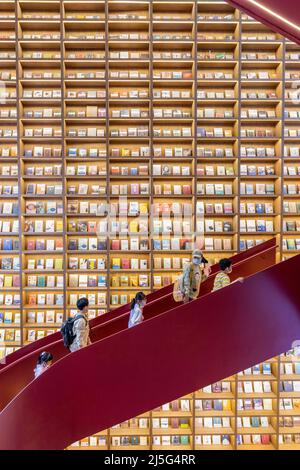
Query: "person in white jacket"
128 292 147 328
34 351 53 378
69 297 91 352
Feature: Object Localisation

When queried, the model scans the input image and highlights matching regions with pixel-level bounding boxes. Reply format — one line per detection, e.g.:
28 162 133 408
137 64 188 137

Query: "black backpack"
60 315 87 350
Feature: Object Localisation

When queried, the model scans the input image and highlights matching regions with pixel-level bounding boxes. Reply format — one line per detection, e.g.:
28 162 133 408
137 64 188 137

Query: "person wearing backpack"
182 249 211 303
61 297 91 352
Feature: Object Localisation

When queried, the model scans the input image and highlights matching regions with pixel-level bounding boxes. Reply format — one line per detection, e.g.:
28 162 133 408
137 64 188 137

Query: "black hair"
77 297 89 311
37 351 53 366
219 258 232 271
130 292 146 310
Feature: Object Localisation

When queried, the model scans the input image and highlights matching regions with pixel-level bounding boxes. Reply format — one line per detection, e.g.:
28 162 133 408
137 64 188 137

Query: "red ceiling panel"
227 0 300 44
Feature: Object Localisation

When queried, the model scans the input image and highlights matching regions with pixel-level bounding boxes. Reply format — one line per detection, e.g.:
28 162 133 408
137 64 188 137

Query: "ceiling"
227 0 300 44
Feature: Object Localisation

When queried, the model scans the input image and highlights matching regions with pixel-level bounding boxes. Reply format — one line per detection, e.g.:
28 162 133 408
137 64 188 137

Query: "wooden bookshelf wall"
0 0 300 451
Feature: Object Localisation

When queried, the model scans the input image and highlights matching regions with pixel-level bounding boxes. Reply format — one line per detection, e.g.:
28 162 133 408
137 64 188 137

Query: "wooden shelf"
195 444 234 450
68 446 109 451
152 411 192 418
195 427 234 435
152 445 192 451
237 374 277 381
110 428 150 436
195 392 234 400
278 444 300 450
195 410 235 418
238 426 276 435
110 445 150 450
237 410 276 417
237 444 275 451
151 428 192 435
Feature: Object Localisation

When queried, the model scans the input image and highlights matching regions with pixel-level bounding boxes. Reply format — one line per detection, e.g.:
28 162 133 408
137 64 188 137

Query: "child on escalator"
34 351 53 378
128 292 147 328
212 258 244 292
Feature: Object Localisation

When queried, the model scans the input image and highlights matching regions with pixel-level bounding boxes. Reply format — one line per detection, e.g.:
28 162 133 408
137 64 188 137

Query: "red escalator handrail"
0 287 167 369
0 238 276 370
57 245 279 351
0 243 278 412
0 253 299 450
0 243 276 410
90 243 278 333
227 1 300 46
0 243 276 376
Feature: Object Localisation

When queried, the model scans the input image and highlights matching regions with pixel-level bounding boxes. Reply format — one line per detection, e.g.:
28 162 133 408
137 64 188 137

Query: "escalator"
1 244 298 450
0 239 276 411
227 1 300 45
0 238 276 372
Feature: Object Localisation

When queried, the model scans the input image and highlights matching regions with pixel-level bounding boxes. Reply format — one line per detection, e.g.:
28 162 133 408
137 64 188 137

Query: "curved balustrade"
0 253 299 450
0 239 276 372
228 0 300 44
0 241 276 410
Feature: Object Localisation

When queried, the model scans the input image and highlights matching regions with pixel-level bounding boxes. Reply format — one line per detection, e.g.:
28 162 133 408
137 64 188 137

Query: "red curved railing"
0 254 299 450
0 238 276 371
0 241 276 410
0 284 169 371
228 1 300 45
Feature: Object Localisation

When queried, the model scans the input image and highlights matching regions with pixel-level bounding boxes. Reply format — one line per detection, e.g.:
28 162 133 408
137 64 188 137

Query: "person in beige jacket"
69 297 91 353
183 249 211 303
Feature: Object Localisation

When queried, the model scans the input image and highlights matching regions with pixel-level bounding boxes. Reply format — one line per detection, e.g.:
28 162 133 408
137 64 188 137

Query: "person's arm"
182 265 190 295
182 265 191 302
135 306 144 324
75 318 89 348
232 277 244 284
130 306 142 325
202 265 211 282
136 309 143 324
